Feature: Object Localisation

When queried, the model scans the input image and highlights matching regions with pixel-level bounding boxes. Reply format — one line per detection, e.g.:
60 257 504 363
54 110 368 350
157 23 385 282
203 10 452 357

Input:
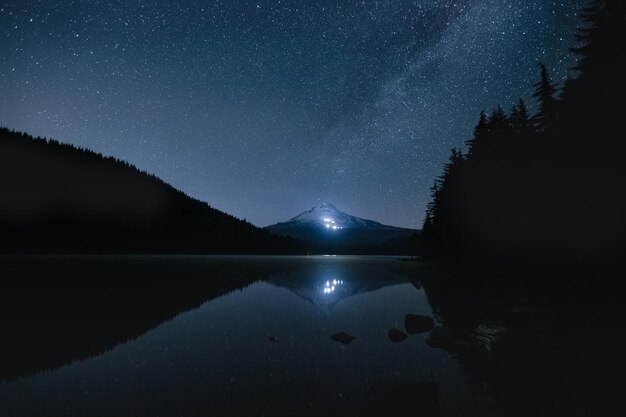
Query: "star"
0 0 588 228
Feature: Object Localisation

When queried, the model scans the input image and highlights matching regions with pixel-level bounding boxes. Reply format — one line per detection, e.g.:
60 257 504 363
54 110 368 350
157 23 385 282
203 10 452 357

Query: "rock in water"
426 326 465 351
331 332 356 345
268 335 282 343
405 314 435 334
388 328 408 343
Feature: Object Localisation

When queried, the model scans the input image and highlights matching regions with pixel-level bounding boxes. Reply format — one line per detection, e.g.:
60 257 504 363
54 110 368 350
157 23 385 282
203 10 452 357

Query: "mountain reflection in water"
0 256 496 417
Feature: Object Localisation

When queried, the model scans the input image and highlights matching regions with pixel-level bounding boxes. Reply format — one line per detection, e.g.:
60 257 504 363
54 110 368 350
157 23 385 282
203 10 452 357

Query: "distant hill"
0 127 301 254
266 203 419 254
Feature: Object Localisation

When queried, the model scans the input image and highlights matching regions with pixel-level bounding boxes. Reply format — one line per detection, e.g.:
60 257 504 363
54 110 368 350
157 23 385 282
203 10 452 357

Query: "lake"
0 256 497 416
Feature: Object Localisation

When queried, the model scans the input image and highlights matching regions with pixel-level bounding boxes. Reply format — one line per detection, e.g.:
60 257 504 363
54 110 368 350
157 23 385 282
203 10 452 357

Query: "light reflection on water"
0 256 497 417
322 278 343 294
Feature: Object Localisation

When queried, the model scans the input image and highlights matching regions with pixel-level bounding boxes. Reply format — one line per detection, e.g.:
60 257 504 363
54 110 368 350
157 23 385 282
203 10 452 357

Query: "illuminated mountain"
265 203 417 250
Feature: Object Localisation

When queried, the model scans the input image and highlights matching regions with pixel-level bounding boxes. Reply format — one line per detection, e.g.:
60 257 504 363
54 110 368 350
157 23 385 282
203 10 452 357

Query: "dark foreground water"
0 256 513 416
2 255 624 416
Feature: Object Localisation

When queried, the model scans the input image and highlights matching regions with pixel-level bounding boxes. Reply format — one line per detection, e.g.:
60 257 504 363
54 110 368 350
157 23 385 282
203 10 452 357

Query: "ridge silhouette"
0 128 302 254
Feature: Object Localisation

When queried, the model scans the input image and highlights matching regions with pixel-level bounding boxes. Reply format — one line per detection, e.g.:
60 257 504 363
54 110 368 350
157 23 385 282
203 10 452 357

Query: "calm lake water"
0 256 497 416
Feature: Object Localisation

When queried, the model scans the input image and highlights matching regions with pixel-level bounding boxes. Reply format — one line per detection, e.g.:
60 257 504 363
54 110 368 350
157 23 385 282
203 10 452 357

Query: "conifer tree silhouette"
464 110 488 158
510 98 533 136
420 1 626 263
532 63 558 131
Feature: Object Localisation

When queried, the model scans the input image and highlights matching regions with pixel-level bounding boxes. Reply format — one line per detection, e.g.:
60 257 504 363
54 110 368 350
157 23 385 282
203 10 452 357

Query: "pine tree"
511 98 533 135
489 105 508 131
465 111 488 158
563 0 626 108
421 148 466 248
569 0 624 80
532 63 558 131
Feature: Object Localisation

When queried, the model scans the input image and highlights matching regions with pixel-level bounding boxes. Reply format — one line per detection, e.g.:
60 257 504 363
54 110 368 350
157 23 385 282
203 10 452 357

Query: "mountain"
265 203 418 253
0 127 301 254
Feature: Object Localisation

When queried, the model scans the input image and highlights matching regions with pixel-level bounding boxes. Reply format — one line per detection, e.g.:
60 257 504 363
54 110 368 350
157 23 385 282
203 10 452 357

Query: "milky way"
0 0 587 228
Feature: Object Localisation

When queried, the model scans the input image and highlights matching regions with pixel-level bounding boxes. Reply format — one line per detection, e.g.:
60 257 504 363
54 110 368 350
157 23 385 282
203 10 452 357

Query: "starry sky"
0 0 588 228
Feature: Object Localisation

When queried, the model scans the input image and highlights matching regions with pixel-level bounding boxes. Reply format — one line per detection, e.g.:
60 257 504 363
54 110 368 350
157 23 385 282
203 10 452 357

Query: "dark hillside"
0 128 300 254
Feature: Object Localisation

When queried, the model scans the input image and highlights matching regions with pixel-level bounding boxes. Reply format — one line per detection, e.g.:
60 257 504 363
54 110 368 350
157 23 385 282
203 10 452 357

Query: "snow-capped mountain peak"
265 203 418 249
282 203 381 230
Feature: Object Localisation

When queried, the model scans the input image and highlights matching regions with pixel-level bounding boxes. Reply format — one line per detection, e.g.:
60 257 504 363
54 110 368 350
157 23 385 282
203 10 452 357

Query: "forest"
0 127 301 254
420 0 625 266
0 129 416 254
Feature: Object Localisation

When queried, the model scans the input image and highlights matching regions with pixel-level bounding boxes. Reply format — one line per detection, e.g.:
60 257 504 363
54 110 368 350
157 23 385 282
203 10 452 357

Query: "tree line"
0 127 302 254
420 0 626 264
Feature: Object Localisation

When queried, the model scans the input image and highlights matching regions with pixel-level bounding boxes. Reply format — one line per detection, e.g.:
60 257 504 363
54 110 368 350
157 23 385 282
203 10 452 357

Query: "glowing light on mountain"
322 278 344 294
321 216 342 230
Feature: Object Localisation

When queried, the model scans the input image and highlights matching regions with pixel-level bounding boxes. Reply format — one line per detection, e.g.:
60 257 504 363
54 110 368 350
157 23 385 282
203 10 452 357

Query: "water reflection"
266 259 413 310
0 256 497 417
0 255 292 382
322 278 344 294
420 269 626 417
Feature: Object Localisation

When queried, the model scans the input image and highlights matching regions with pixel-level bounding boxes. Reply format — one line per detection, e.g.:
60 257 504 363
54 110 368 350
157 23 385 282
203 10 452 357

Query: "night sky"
0 0 587 228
